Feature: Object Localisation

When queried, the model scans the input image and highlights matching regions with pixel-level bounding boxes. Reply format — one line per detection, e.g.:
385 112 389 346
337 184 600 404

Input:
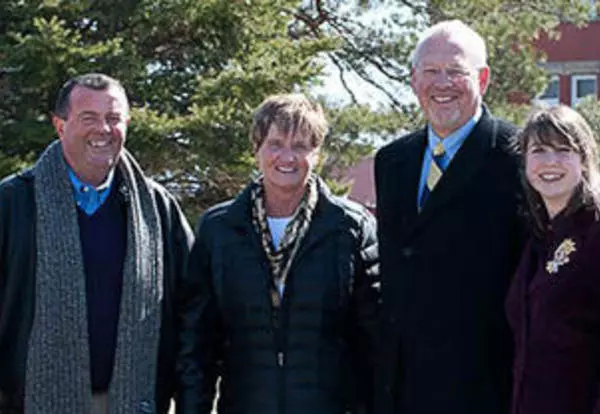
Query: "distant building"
340 156 376 213
535 4 600 106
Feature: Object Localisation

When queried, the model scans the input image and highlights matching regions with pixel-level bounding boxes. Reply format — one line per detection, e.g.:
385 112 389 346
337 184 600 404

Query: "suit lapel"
401 132 427 227
381 130 426 239
411 110 497 234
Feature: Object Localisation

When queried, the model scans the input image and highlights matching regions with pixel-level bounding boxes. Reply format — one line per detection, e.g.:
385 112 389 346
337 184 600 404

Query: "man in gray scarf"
0 73 194 414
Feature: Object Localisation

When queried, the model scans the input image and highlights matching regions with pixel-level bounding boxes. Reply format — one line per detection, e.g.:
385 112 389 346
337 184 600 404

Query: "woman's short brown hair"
516 105 600 235
250 94 328 151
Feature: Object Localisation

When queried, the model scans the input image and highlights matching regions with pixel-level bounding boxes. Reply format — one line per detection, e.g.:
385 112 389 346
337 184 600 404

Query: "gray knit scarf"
25 140 164 413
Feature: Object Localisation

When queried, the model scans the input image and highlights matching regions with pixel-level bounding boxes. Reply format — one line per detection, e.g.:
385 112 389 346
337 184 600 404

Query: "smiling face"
53 85 129 186
411 34 489 138
255 124 320 196
525 137 583 218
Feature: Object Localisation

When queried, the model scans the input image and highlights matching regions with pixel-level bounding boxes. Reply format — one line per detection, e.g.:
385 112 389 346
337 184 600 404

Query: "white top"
267 216 292 250
267 216 292 295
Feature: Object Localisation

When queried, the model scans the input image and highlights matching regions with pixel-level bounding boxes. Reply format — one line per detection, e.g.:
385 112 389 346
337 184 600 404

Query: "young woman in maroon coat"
506 105 600 414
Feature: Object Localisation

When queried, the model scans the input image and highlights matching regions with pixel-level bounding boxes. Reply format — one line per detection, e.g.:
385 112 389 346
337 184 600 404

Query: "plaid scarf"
250 174 318 307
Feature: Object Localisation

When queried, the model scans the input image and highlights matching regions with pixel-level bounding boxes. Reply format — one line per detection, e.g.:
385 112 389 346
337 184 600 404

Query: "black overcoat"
374 108 525 414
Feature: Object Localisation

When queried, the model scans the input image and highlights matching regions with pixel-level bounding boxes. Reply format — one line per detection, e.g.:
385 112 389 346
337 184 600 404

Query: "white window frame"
571 74 598 107
535 75 560 107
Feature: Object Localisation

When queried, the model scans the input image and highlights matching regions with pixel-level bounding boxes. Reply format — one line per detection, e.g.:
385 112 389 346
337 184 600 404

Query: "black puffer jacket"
0 168 194 413
177 180 379 414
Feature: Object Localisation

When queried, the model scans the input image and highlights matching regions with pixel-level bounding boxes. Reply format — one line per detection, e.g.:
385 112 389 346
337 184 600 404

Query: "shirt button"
82 186 89 192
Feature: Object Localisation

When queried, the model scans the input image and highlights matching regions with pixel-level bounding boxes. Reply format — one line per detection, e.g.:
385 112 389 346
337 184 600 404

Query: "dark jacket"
0 168 193 413
374 109 525 414
176 181 379 414
506 208 600 414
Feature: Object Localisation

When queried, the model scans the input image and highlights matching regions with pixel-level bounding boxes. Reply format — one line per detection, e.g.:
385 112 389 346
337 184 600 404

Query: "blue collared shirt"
417 106 482 207
68 168 115 216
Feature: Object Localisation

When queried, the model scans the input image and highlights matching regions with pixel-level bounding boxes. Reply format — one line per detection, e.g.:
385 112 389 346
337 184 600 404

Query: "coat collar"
534 206 599 253
223 177 345 252
401 106 500 237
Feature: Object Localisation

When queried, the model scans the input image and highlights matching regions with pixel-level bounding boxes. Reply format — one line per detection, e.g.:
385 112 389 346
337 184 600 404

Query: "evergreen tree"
1 0 344 214
2 0 597 215
577 96 600 149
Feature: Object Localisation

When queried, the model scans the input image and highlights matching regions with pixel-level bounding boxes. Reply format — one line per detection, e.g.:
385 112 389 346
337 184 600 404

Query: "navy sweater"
77 181 127 391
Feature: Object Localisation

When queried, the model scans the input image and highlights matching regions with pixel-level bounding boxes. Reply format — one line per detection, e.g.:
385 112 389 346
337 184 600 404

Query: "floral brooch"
545 238 577 274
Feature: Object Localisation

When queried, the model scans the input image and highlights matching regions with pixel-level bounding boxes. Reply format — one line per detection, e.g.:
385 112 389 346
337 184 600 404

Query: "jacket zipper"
272 306 286 414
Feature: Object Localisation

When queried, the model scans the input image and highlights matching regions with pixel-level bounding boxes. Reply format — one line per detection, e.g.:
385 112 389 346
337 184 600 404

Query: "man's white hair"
411 20 487 69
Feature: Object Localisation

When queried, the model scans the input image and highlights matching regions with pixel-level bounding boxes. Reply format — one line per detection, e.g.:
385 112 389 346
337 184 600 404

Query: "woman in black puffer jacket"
176 93 380 414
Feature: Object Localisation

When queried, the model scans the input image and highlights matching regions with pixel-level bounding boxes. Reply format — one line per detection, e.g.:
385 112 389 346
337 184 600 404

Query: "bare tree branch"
289 1 414 109
328 52 359 105
329 51 406 109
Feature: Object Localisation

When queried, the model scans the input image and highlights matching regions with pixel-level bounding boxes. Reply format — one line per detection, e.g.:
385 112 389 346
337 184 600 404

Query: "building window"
536 76 560 106
571 75 597 106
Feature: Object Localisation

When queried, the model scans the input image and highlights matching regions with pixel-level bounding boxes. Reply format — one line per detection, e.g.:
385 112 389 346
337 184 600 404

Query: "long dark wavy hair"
516 105 600 237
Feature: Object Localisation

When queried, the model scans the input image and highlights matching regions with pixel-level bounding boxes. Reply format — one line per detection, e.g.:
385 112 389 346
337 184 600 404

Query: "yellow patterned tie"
420 142 446 208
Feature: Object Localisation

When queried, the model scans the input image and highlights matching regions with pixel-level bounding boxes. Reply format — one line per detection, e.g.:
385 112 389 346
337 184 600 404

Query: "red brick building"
535 6 600 106
341 155 376 211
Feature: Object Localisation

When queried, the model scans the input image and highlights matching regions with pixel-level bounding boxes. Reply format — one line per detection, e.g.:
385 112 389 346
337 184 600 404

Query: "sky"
310 1 419 108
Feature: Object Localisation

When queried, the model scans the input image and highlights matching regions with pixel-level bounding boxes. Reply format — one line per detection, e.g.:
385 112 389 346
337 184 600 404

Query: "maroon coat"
506 208 600 414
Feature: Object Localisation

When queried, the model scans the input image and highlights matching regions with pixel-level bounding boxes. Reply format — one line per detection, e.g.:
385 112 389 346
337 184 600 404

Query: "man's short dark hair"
54 73 128 119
